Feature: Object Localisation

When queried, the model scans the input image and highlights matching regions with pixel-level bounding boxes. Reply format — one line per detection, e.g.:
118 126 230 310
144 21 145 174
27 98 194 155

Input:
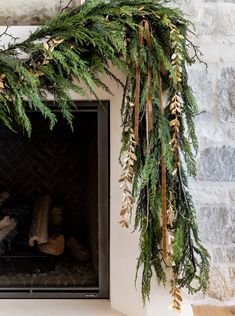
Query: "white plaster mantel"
0 300 126 316
0 26 194 316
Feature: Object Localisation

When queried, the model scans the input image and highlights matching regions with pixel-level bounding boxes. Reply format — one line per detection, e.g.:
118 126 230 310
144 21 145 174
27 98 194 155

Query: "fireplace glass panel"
0 103 109 297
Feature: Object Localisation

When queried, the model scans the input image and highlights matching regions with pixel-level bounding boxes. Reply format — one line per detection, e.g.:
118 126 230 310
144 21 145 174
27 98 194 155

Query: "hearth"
0 101 109 298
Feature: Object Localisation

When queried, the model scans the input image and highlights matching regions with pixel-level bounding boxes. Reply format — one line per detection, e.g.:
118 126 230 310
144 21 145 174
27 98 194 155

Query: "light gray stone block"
190 184 229 205
0 0 59 25
0 0 76 25
228 127 235 140
230 188 235 201
196 120 226 149
198 4 235 37
212 247 235 264
217 67 235 123
197 207 231 244
208 266 235 301
212 248 223 263
198 146 235 181
204 0 235 2
187 65 215 114
173 0 203 19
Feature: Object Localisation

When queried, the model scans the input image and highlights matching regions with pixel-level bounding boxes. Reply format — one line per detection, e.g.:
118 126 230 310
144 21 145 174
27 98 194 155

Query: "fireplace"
0 101 109 298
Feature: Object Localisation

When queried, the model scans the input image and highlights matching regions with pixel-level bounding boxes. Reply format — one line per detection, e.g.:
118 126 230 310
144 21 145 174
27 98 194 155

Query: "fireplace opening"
0 102 109 298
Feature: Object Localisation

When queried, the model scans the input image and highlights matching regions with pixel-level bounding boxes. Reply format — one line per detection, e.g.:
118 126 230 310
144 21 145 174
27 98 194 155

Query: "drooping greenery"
0 0 210 311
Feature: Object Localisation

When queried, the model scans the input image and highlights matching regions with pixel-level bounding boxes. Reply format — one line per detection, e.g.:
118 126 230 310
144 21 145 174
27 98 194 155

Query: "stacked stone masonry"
0 0 234 304
175 0 235 303
0 0 79 25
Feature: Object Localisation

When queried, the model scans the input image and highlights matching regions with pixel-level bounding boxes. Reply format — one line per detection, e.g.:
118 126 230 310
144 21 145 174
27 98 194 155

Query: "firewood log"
66 237 89 262
0 191 10 206
49 206 63 232
29 195 51 246
39 233 65 256
0 217 16 242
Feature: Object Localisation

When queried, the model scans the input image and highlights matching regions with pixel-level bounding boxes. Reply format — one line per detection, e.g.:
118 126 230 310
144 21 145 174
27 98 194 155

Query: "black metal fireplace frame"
0 101 110 299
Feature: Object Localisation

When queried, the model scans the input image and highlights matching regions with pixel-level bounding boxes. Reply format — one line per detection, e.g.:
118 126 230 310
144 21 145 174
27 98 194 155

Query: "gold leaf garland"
119 129 136 228
169 284 183 313
168 23 185 313
169 23 184 168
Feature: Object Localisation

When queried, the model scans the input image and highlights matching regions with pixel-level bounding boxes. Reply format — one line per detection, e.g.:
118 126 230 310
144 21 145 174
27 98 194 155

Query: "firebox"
0 101 109 298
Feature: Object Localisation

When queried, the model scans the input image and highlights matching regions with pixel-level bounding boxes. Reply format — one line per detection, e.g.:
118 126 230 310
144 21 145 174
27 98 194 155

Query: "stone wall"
0 0 79 25
175 0 235 303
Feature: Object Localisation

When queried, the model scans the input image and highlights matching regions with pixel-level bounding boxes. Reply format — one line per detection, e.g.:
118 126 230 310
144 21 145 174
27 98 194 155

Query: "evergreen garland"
0 0 210 311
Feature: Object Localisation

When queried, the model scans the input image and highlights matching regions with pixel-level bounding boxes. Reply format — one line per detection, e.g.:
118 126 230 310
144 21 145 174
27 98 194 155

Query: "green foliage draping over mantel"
0 0 210 311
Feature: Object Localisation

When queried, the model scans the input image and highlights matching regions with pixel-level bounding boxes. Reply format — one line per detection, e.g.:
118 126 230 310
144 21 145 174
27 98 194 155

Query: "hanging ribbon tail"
134 23 143 145
158 70 167 260
161 158 167 260
143 20 153 134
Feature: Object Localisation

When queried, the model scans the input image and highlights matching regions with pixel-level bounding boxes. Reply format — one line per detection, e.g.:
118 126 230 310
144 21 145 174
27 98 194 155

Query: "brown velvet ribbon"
134 24 142 144
158 70 167 260
134 22 167 256
144 20 153 137
134 20 153 145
